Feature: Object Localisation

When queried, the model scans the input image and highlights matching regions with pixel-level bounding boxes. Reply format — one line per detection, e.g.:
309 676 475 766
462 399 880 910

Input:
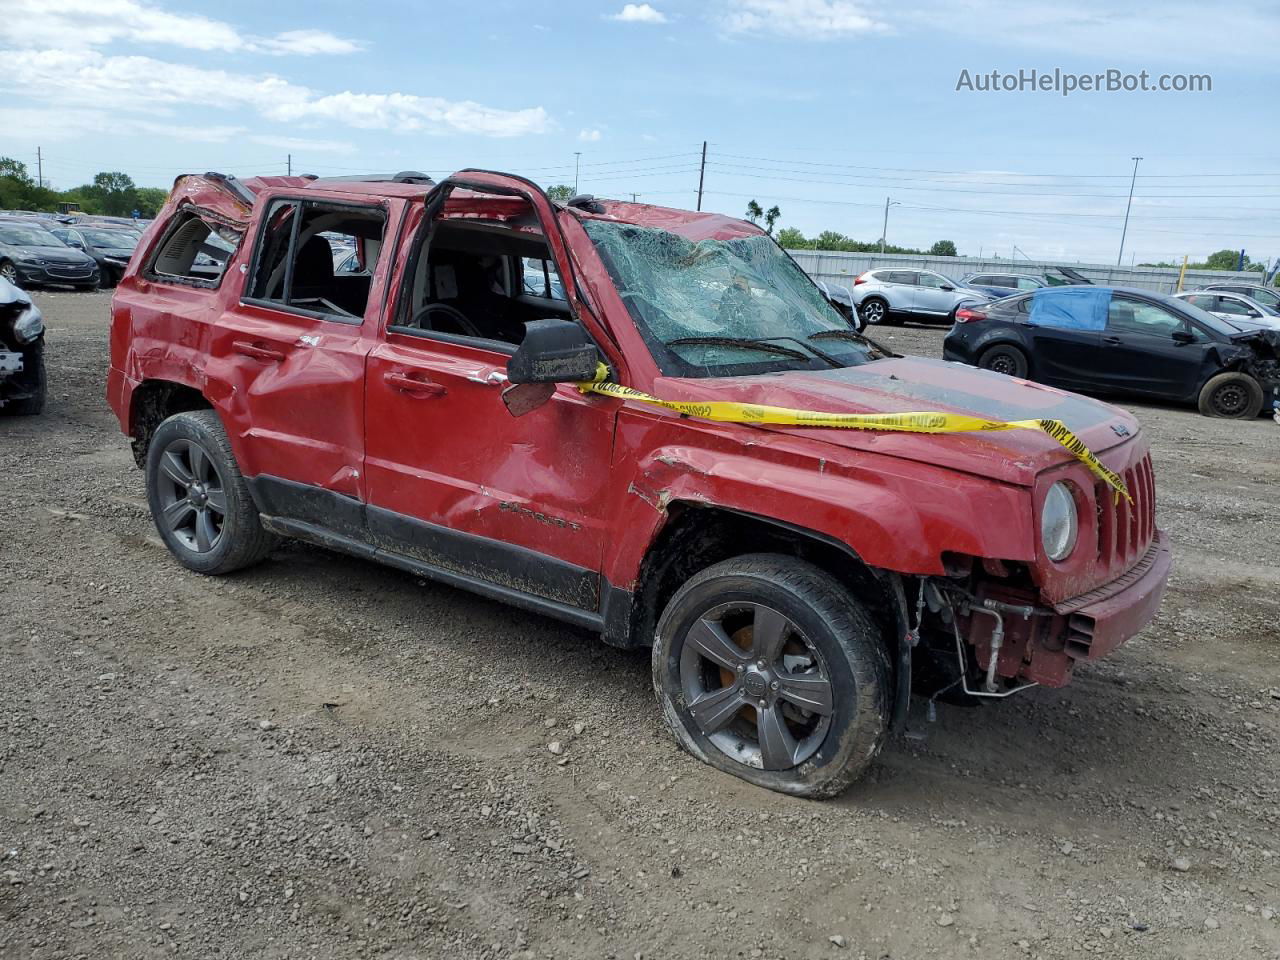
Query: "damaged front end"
904 438 1172 703
1233 329 1280 398
0 279 45 413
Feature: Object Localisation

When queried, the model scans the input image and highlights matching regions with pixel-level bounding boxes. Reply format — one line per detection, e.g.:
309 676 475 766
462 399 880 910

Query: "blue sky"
4 0 1279 265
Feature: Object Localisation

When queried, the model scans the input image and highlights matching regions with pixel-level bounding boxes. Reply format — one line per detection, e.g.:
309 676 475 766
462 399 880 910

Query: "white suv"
849 269 991 326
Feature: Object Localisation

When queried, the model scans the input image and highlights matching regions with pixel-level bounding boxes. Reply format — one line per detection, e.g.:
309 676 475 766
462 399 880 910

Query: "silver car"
849 268 991 326
1174 290 1280 332
1199 282 1280 313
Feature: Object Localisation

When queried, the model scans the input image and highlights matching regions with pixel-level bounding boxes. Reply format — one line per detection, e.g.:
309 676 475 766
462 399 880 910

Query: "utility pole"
36 147 43 189
696 140 707 211
630 193 639 202
879 197 899 255
287 154 292 176
573 152 582 194
1116 156 1142 266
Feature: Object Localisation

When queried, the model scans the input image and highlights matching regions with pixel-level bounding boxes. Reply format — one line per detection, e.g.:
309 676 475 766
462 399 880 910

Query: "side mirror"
1171 329 1196 345
507 318 599 384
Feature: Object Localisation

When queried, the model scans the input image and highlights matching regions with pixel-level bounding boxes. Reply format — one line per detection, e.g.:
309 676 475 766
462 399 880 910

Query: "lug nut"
737 664 745 673
770 681 779 690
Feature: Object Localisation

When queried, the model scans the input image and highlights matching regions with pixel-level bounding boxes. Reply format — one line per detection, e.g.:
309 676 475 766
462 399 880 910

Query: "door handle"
1103 336 1122 345
232 339 286 362
384 371 447 398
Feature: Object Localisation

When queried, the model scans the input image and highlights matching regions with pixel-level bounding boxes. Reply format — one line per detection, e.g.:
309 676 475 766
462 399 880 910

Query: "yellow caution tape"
578 365 1131 503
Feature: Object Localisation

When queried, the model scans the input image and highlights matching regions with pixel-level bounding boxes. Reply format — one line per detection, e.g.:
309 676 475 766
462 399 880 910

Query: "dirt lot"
2 290 1278 960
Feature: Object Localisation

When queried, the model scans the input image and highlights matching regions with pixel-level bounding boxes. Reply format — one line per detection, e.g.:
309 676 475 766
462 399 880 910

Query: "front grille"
47 265 91 278
1095 452 1155 571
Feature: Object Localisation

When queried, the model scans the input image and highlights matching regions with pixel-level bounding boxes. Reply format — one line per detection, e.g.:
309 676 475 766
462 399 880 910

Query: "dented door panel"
363 334 617 605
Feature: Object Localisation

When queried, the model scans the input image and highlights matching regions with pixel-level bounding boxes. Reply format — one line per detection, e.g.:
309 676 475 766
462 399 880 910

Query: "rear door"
1094 295 1209 398
211 194 391 533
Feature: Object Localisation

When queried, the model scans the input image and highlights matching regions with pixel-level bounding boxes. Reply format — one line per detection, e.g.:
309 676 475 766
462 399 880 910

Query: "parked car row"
0 214 146 290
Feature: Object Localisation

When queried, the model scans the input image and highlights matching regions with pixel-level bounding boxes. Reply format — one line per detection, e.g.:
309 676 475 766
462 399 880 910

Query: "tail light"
955 306 987 324
853 272 870 285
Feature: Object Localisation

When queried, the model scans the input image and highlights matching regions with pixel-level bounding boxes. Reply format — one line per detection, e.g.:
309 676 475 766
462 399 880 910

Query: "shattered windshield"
583 219 882 377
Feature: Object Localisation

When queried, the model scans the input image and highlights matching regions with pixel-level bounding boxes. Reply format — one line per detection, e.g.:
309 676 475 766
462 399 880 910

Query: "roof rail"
202 171 256 206
309 171 436 186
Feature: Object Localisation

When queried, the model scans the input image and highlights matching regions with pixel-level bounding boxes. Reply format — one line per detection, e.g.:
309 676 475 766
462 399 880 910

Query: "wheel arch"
126 378 215 467
615 502 913 730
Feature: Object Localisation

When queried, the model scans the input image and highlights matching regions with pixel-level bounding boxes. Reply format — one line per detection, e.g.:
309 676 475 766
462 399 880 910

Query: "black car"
0 220 100 290
943 285 1280 419
49 225 140 288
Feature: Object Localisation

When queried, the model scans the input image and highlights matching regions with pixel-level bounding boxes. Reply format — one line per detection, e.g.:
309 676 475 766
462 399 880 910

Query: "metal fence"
786 250 1261 295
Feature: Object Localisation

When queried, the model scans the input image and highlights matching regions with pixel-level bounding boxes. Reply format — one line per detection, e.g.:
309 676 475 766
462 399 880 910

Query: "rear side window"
247 199 386 321
146 212 241 287
884 271 917 285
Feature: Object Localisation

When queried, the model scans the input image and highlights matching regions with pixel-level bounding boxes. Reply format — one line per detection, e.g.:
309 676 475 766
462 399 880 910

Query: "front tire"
1198 372 1263 419
858 298 888 326
0 261 18 286
978 343 1029 379
652 554 890 798
145 410 276 574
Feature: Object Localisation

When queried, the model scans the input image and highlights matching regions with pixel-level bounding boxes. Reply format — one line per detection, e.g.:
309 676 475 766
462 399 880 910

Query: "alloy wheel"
155 438 227 553
0 263 17 284
679 601 834 771
861 301 885 324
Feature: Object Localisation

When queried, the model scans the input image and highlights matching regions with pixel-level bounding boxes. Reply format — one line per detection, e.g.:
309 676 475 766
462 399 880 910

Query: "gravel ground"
1 290 1278 960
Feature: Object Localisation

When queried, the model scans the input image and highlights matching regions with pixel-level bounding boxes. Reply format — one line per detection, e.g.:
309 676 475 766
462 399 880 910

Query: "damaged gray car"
0 277 47 415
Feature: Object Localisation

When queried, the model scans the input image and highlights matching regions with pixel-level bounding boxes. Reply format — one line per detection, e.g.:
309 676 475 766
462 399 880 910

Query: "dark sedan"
943 285 1280 419
49 226 140 288
0 222 100 289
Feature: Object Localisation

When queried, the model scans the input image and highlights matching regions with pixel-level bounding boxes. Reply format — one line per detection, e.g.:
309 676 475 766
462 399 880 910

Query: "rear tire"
145 409 277 574
978 344 1029 379
1198 372 1263 419
652 554 890 798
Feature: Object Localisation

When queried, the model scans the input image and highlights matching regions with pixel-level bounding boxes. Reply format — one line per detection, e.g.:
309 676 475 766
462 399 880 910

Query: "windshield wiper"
664 336 812 362
808 329 897 358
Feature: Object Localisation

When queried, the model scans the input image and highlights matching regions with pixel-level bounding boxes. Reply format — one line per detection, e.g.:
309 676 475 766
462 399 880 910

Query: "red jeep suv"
108 170 1172 797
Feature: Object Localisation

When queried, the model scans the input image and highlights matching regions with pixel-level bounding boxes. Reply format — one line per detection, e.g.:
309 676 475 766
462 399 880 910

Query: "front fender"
603 413 1036 590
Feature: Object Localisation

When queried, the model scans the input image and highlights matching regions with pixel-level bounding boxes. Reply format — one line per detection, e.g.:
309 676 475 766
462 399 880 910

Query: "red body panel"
108 171 1171 687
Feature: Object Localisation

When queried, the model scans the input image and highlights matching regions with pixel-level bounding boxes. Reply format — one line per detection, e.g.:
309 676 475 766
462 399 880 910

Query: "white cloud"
611 3 669 23
1 49 550 138
255 29 361 56
0 106 246 144
578 129 603 142
0 0 359 55
721 0 888 37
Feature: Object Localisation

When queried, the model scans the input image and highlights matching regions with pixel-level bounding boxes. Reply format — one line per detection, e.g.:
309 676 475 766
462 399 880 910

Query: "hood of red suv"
651 356 1138 485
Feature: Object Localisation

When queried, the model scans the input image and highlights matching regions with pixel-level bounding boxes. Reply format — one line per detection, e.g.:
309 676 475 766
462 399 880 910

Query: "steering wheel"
413 303 482 339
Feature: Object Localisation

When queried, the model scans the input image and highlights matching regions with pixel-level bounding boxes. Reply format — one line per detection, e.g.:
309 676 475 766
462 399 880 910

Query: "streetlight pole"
1116 156 1142 267
880 197 899 255
574 152 582 194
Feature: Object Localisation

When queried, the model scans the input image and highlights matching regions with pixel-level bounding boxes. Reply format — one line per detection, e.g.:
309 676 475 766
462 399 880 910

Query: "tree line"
0 158 169 218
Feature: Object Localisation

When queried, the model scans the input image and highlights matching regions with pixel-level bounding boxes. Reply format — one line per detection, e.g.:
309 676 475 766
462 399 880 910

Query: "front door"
1094 295 1208 399
363 331 617 611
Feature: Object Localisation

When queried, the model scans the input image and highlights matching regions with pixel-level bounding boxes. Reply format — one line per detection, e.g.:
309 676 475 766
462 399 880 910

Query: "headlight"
1041 481 1079 562
18 256 46 266
13 305 44 344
